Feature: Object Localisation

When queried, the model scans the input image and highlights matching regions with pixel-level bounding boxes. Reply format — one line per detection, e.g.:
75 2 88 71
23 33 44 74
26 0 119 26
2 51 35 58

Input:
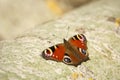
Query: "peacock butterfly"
41 34 89 66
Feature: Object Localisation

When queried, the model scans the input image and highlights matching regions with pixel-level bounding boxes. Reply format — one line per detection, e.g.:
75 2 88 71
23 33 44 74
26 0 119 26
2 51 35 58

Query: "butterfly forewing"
68 34 87 50
42 44 65 61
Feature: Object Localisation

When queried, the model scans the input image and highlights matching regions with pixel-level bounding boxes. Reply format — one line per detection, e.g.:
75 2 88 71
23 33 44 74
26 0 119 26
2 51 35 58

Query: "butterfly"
41 34 89 66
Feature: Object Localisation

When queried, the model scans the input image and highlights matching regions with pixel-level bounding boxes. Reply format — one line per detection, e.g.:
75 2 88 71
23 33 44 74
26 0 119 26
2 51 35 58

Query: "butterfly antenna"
65 26 70 38
51 26 70 39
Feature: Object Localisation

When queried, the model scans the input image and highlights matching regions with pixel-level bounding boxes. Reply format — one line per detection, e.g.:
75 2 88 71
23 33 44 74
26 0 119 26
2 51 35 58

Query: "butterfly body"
42 34 89 66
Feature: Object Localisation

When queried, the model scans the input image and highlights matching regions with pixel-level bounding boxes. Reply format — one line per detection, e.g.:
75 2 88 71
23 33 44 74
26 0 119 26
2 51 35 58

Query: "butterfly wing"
42 44 65 62
68 34 87 50
65 34 89 65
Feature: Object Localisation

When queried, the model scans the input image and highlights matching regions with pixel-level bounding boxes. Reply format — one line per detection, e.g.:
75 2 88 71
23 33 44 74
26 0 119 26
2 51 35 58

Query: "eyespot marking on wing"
44 45 58 57
44 48 53 56
71 34 85 42
79 48 86 55
63 53 72 64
